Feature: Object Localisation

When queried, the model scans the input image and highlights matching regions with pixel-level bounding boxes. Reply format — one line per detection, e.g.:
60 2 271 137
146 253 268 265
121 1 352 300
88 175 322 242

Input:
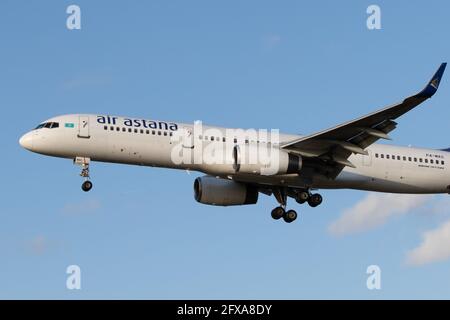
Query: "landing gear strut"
271 187 298 223
74 157 93 192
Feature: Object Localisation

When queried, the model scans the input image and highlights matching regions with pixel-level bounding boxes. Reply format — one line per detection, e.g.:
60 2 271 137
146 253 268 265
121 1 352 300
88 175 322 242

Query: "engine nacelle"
194 176 258 206
232 144 302 175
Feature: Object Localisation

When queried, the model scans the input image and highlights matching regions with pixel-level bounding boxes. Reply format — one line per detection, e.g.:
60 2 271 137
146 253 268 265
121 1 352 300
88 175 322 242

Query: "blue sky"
2 0 450 299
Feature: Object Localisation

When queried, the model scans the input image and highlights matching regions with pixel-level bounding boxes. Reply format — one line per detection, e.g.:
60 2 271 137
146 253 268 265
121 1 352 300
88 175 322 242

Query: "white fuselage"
19 114 450 194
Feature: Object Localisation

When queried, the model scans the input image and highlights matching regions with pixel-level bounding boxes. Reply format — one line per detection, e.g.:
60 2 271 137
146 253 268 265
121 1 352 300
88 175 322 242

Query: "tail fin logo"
431 78 440 89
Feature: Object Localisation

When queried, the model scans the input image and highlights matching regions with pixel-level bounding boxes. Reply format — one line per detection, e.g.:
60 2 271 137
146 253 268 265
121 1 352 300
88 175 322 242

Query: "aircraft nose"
19 132 33 151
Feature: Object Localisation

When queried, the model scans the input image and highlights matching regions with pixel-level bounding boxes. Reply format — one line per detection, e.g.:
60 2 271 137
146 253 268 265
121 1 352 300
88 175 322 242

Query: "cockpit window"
34 122 60 130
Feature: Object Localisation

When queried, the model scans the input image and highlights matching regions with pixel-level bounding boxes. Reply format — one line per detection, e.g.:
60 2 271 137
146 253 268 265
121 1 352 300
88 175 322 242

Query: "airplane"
19 63 448 223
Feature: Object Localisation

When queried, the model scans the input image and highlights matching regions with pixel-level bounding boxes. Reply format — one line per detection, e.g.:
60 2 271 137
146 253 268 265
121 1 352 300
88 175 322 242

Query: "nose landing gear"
74 157 93 192
82 180 93 192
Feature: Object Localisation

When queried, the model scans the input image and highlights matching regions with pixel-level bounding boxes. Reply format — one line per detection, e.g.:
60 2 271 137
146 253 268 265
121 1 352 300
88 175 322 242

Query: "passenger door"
78 116 90 138
182 127 194 149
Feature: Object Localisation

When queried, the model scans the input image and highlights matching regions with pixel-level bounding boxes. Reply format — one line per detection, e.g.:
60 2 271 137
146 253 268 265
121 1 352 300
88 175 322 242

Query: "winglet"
418 63 447 98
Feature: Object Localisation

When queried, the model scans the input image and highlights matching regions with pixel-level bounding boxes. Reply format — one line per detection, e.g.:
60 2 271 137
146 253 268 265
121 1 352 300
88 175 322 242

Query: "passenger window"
408 157 412 161
152 130 155 135
122 127 126 132
380 154 384 158
146 130 149 134
386 155 390 159
431 159 434 164
425 159 428 163
110 126 114 130
245 139 249 144
158 131 161 135
140 129 144 134
392 155 395 160
403 156 406 161
375 153 379 158
419 158 423 163
234 138 237 143
116 127 120 131
104 126 108 130
128 128 132 133
210 136 214 141
163 132 167 136
223 137 226 142
442 161 445 165
134 129 138 133
397 156 400 160
169 132 173 137
414 158 417 162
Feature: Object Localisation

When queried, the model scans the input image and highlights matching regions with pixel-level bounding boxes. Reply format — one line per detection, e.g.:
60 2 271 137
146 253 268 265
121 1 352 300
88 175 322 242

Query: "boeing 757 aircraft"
19 63 448 223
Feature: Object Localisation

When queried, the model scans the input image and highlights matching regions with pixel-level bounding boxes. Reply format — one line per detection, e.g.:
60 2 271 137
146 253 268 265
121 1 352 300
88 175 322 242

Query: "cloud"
27 235 50 256
328 193 450 266
328 193 431 236
262 33 281 48
62 198 101 216
406 219 450 266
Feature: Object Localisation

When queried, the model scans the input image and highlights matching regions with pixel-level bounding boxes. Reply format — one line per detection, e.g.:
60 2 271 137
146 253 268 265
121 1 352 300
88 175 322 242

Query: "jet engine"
232 144 302 175
194 176 258 206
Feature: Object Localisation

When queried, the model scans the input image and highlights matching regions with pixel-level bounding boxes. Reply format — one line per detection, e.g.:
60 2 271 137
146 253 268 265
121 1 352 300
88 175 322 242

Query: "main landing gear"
271 188 323 224
295 190 322 208
271 188 298 223
271 206 298 223
74 157 93 192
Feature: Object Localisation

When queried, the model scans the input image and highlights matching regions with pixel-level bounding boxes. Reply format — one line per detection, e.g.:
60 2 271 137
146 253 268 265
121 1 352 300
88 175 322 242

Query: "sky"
1 0 450 299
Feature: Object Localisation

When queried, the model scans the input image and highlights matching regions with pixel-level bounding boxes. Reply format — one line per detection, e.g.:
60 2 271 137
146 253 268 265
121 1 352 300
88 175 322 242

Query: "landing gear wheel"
271 206 285 220
296 191 309 204
82 180 93 192
75 157 93 192
308 193 322 207
283 210 298 223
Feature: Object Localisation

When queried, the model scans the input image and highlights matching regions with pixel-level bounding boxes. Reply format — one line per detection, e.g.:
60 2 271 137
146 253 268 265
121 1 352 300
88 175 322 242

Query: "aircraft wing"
281 63 447 178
